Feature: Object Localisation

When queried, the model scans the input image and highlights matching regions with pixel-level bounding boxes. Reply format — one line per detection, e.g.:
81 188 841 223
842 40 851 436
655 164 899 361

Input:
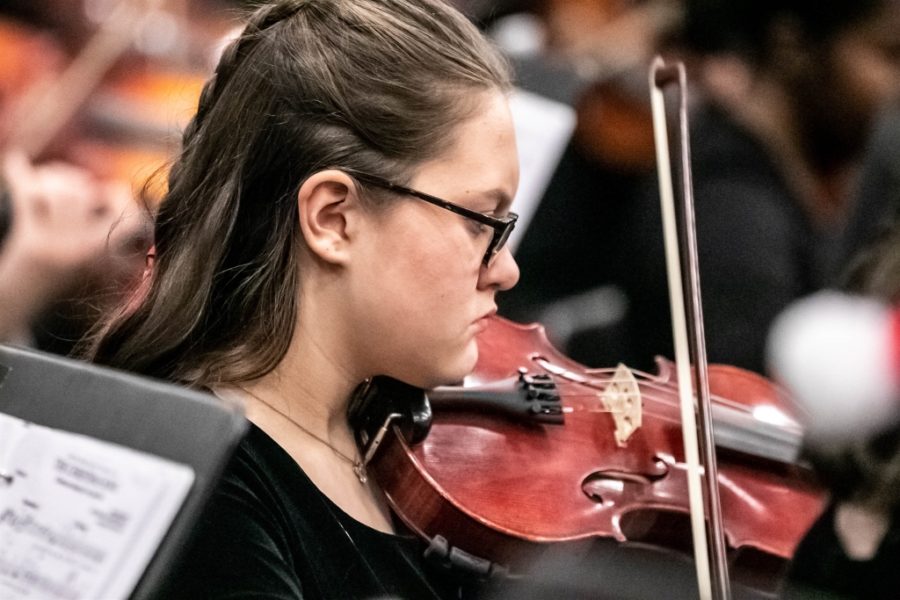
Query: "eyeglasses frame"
344 170 517 266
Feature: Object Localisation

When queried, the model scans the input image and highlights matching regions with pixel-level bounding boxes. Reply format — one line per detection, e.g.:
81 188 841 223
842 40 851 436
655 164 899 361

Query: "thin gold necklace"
237 386 368 484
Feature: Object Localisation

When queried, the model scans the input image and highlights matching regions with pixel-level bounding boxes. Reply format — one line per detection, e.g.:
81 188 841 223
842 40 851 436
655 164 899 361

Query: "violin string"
560 404 682 423
565 370 750 408
553 395 762 432
551 381 752 414
541 385 685 419
552 391 777 432
512 367 793 430
522 357 777 413
559 363 754 406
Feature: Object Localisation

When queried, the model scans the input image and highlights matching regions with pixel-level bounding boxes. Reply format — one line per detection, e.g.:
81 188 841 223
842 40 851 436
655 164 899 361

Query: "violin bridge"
601 364 642 446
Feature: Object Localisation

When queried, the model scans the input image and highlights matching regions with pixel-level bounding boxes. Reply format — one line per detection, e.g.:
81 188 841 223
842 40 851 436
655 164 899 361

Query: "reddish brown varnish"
370 316 826 589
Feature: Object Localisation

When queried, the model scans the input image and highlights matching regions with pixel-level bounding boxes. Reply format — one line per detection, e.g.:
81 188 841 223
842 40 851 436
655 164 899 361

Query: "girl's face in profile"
350 90 521 388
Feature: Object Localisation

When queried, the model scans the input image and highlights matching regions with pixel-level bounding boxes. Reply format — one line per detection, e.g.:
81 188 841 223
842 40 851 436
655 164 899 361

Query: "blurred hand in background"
0 150 148 343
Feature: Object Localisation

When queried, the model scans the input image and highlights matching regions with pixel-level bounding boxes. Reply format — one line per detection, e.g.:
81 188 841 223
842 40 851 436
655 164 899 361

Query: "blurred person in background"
620 0 900 375
0 0 220 353
0 151 147 345
768 216 900 598
839 105 900 271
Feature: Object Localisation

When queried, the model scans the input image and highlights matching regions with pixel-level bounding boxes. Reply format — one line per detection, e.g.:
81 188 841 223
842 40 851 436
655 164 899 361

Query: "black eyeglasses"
346 170 518 266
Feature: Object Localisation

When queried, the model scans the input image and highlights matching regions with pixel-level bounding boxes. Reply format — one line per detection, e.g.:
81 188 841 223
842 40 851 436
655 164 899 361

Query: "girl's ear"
297 170 361 265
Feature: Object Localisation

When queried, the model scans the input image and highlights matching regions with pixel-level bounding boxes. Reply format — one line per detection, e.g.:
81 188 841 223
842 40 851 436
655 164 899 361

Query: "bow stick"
649 57 731 600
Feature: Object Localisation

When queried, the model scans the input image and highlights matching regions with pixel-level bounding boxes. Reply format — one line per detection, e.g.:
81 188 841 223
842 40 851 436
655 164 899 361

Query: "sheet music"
0 412 195 600
507 87 576 252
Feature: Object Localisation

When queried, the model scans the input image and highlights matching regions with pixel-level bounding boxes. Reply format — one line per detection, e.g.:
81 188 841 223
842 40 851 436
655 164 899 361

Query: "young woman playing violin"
85 0 520 597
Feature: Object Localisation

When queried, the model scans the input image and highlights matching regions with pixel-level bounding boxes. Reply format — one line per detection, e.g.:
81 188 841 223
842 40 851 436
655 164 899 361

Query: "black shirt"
163 424 465 599
784 503 900 599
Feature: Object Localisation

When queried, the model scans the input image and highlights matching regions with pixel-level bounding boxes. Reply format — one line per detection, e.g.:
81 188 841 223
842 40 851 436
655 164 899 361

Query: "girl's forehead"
409 92 519 202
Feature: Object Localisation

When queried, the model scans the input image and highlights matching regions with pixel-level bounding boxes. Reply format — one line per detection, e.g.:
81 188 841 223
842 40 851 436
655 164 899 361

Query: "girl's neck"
215 315 395 534
248 281 367 432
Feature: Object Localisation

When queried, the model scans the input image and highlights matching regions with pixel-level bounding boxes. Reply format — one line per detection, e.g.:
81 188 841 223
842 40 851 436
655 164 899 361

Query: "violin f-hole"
582 460 670 507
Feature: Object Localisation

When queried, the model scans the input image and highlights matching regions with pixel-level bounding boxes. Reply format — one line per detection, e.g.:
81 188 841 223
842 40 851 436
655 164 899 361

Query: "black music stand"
0 344 249 600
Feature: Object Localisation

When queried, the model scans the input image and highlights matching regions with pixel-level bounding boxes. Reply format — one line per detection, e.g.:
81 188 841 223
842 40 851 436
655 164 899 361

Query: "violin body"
361 316 826 588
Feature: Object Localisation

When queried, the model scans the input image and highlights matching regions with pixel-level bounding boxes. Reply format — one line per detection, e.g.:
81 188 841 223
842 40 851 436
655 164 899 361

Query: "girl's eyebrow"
472 188 513 212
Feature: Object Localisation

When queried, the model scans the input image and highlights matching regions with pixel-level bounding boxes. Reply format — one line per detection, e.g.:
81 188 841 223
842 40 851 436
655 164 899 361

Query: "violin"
535 0 679 172
350 316 826 593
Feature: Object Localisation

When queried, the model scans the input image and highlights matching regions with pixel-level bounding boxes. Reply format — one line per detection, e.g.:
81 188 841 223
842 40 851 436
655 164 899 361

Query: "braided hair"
86 0 511 386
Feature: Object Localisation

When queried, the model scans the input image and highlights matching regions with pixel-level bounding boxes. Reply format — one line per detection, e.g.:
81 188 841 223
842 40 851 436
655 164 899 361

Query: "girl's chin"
422 356 479 389
391 341 479 389
444 348 480 385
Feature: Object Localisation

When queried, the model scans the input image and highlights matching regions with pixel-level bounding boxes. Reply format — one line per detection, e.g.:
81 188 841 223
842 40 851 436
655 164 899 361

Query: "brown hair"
85 0 510 387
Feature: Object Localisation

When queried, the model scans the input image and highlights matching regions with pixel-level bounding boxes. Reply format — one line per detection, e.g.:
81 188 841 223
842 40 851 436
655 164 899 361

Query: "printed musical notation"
0 412 194 600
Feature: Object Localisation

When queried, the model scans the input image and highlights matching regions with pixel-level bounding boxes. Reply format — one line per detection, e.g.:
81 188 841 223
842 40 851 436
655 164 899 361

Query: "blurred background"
0 0 249 352
4 3 900 596
1 0 899 379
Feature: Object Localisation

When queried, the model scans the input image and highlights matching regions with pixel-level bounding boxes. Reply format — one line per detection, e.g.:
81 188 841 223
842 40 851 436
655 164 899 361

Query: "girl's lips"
473 310 496 332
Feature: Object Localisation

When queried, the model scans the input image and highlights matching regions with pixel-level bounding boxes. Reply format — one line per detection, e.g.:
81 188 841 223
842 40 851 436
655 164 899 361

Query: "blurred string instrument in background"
0 0 242 196
0 0 241 351
532 0 681 173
